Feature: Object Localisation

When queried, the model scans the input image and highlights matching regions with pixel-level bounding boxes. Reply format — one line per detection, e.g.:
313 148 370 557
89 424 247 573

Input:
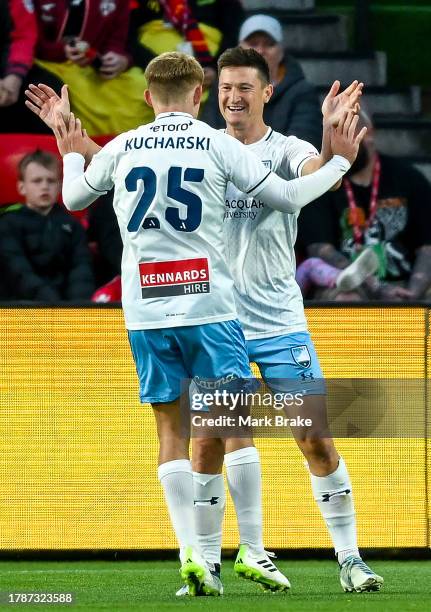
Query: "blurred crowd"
1 1 430 303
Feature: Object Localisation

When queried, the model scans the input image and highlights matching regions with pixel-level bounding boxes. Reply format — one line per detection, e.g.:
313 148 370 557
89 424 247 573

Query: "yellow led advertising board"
0 307 429 549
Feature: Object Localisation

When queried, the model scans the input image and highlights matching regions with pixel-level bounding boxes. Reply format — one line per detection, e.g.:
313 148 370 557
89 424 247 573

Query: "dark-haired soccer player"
184 46 382 595
25 51 362 596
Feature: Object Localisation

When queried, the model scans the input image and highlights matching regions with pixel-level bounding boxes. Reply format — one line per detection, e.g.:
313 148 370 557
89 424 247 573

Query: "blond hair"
144 52 204 104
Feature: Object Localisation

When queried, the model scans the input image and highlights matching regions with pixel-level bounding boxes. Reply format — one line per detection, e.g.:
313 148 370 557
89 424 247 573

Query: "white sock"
193 472 225 565
158 459 198 559
308 456 360 563
225 446 264 554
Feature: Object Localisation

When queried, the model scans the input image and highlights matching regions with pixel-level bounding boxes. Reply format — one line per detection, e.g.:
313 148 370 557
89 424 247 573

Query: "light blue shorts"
247 331 326 395
128 319 254 404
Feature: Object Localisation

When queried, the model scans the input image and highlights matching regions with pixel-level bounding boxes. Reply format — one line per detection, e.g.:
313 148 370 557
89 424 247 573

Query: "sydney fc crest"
291 345 311 369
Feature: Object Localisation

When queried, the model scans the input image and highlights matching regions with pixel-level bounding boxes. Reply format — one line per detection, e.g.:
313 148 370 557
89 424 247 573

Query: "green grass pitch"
0 559 430 611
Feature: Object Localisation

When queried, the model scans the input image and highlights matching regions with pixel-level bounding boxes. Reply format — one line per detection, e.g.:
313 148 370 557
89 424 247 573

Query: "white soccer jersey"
223 128 319 339
82 112 275 330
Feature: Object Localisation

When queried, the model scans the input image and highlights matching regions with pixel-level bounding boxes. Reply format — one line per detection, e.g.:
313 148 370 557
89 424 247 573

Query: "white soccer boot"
335 247 379 292
179 547 222 596
339 555 384 592
176 562 223 596
234 544 291 592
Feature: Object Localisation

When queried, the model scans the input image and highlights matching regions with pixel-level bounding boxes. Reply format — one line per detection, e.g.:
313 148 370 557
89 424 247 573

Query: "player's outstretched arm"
302 80 363 180
25 83 101 162
25 83 70 129
253 112 366 214
330 110 367 163
54 112 108 211
322 80 363 128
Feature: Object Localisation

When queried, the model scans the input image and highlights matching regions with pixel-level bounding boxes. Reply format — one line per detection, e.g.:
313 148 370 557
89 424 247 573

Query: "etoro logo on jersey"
139 258 210 299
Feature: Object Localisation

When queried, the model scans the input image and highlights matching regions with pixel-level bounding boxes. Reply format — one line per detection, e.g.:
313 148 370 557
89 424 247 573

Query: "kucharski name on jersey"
139 258 210 299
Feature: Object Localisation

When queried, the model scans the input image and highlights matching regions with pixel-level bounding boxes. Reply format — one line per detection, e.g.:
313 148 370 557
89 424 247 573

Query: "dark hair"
217 47 270 84
18 149 60 180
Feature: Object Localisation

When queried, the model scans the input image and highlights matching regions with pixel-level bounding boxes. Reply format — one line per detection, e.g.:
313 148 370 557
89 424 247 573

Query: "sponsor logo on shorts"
139 258 210 299
193 373 237 390
291 345 311 369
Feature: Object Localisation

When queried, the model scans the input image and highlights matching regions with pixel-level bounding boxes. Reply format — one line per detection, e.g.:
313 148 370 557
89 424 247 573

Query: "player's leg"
152 398 196 550
189 433 290 593
192 437 225 571
177 319 262 593
224 438 291 592
176 436 225 597
191 436 265 563
294 396 383 592
253 331 383 592
128 329 220 596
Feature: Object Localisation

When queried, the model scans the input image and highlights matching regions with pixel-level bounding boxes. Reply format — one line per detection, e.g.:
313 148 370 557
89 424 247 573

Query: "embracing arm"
62 153 106 211
257 112 366 214
258 155 351 214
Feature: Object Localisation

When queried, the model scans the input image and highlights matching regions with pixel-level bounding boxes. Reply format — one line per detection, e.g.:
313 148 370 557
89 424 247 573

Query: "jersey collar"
249 127 274 147
223 126 273 146
155 112 194 120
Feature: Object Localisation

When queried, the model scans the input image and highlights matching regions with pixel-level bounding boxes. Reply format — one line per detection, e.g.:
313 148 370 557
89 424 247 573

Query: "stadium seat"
0 134 60 205
0 133 114 206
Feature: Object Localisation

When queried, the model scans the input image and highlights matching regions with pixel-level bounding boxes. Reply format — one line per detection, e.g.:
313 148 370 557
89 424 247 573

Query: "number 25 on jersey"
126 166 204 233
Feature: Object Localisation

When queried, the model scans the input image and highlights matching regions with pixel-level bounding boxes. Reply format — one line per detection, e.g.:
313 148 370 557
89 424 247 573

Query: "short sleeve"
282 136 319 179
84 141 117 193
221 133 272 196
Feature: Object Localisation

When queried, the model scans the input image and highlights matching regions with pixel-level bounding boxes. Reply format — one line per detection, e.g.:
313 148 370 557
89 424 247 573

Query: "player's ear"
193 84 203 106
264 83 273 104
144 89 153 108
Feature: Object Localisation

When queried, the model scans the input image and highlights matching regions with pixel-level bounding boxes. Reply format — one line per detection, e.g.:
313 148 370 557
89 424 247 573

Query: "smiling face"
218 66 273 130
18 162 60 214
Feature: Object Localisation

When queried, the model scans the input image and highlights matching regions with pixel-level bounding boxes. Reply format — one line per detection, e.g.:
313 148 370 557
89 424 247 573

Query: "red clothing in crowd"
6 0 37 79
33 0 131 63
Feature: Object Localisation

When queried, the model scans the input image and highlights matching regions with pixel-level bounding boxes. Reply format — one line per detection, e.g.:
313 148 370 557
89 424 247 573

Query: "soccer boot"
335 247 379 292
340 555 384 592
176 562 223 596
179 548 222 596
234 544 291 592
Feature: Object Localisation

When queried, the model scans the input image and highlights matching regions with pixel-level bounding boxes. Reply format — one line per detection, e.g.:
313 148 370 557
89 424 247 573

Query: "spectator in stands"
297 111 431 301
0 0 62 133
87 191 122 293
31 0 152 135
0 150 94 302
201 13 322 147
128 0 244 91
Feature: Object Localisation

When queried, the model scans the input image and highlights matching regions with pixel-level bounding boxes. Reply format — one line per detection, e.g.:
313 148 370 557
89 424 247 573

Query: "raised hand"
25 83 70 130
52 111 87 157
322 80 363 127
330 110 367 165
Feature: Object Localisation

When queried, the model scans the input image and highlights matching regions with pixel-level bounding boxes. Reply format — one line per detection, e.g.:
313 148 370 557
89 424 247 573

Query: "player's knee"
298 436 338 465
192 437 224 473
